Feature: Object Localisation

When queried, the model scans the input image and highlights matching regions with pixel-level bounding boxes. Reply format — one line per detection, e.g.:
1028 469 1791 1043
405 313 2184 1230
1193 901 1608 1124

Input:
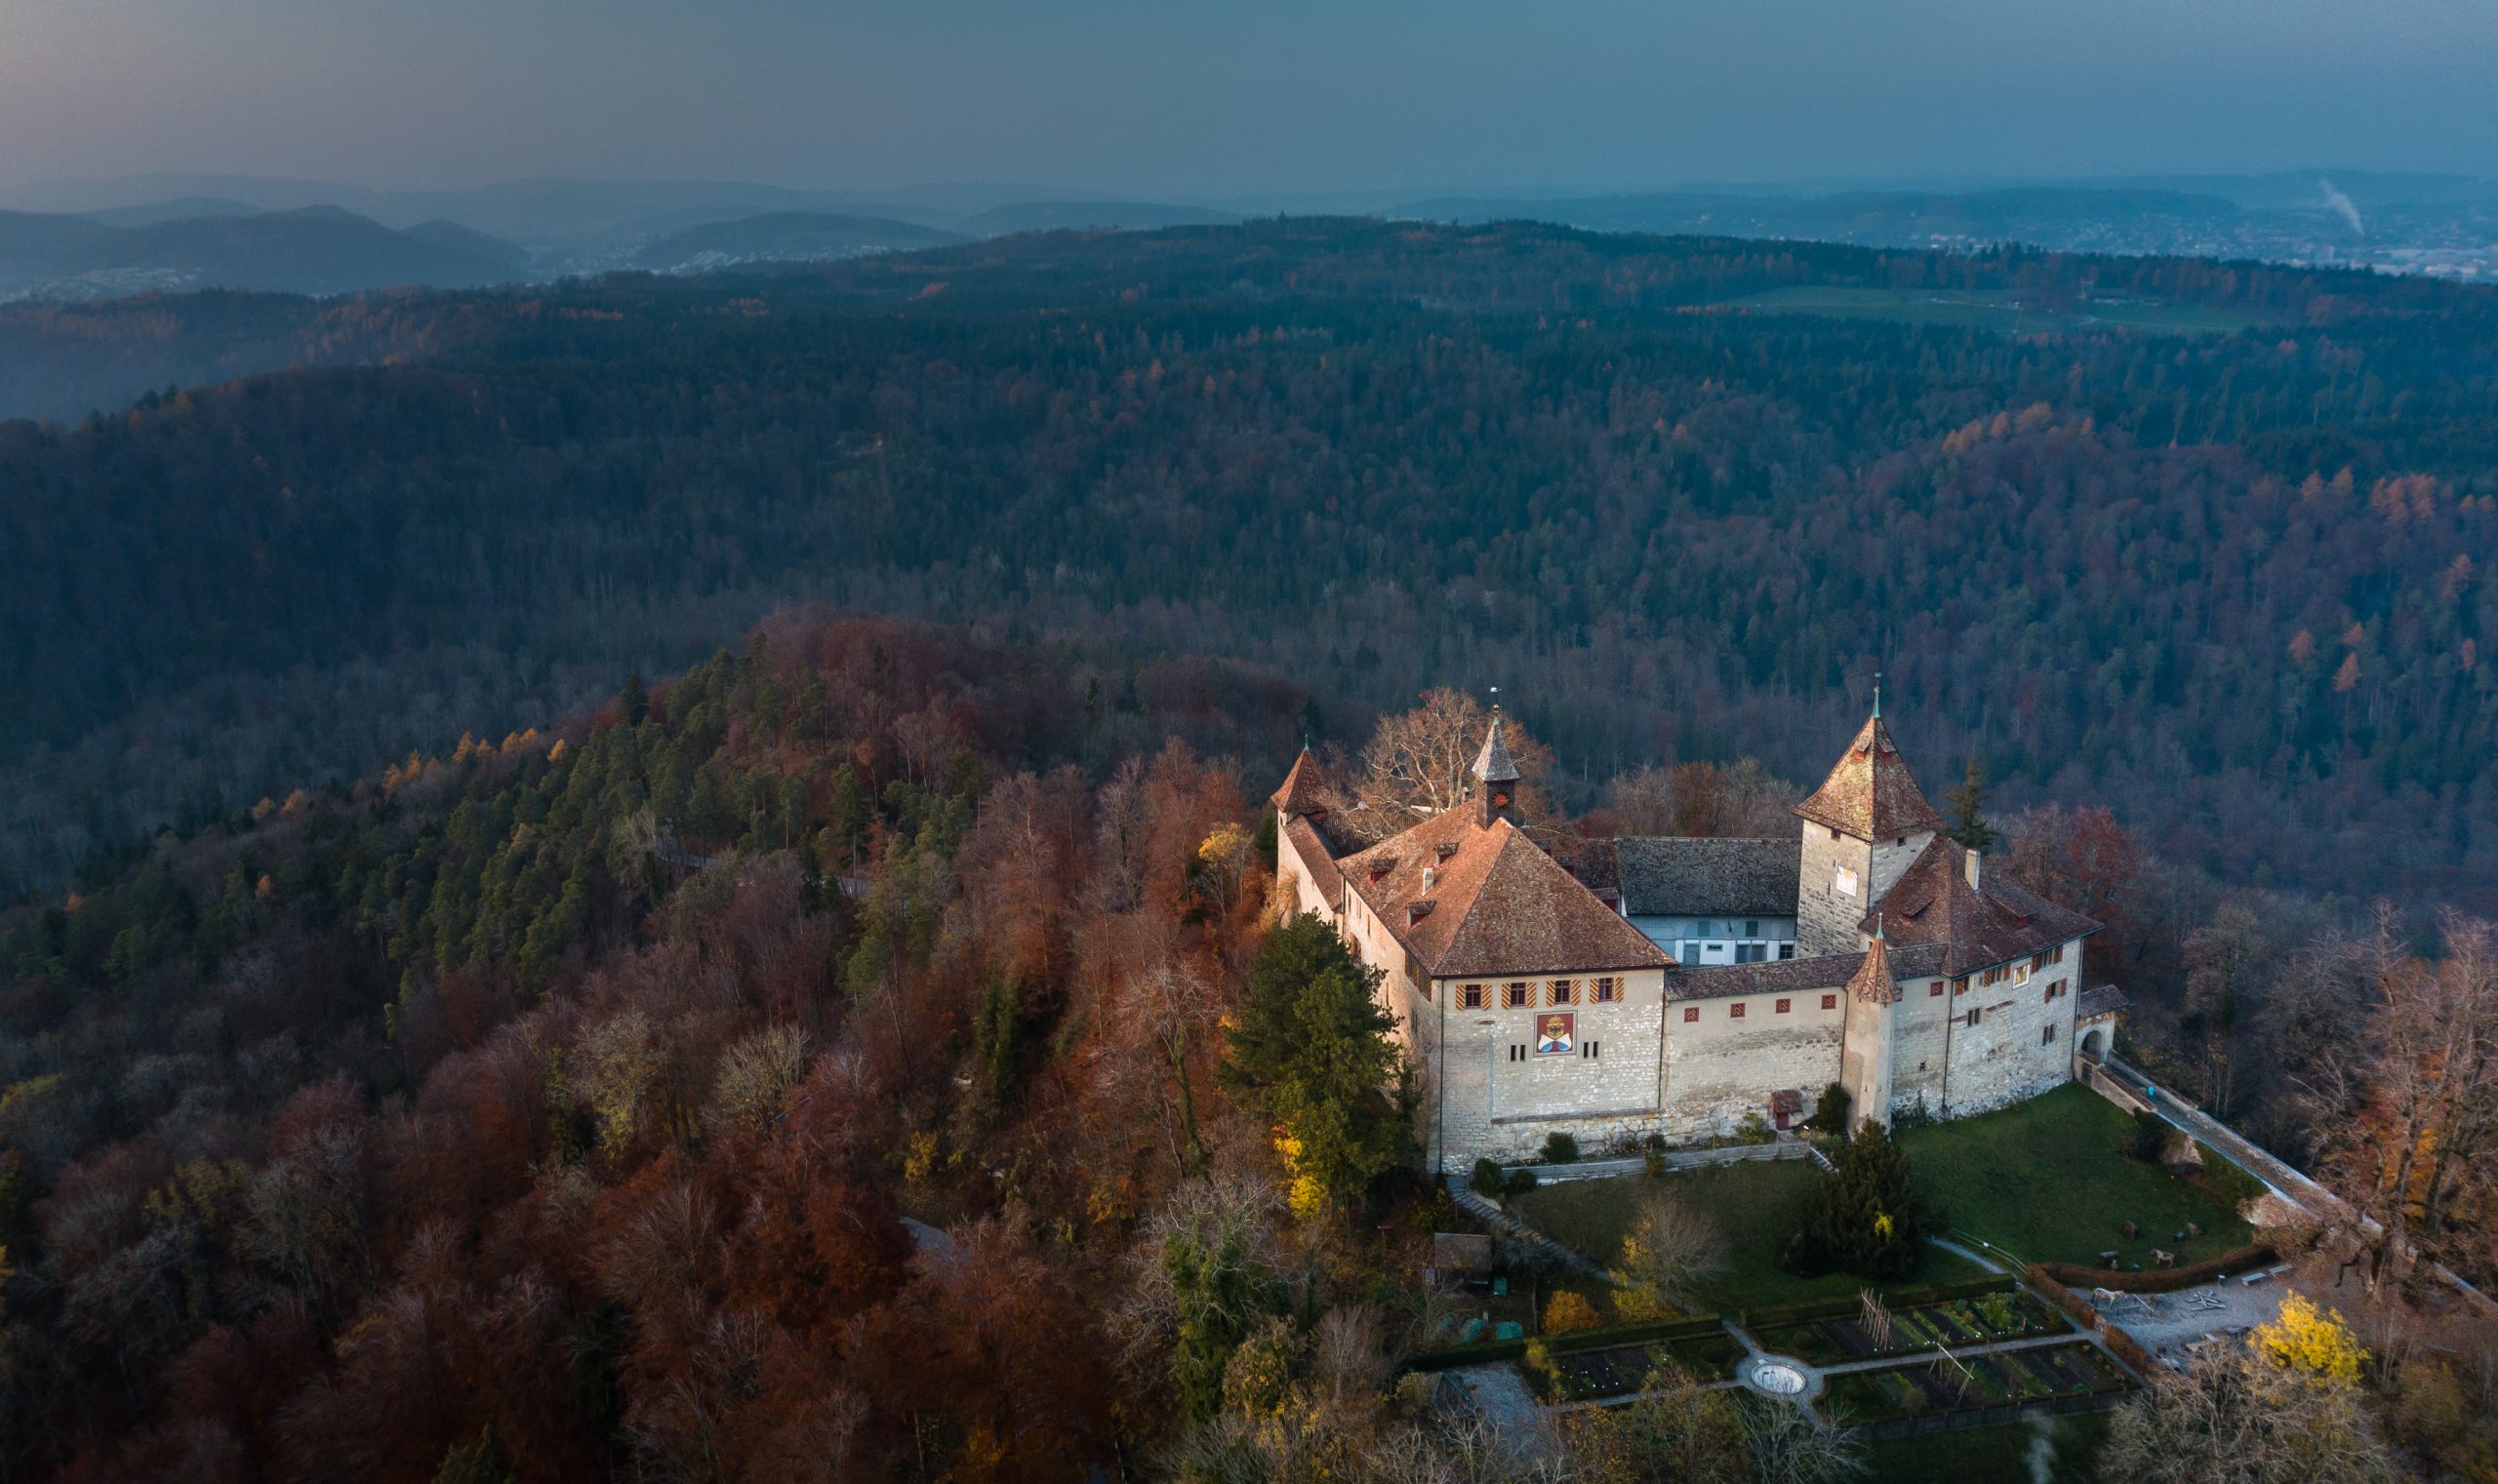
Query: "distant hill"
629 211 966 272
956 199 1241 236
79 196 267 228
0 209 109 272
0 206 529 301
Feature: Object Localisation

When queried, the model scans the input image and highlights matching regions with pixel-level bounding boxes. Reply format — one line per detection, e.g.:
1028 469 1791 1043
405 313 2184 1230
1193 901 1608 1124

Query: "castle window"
2031 952 2045 973
1593 977 1620 1003
1682 1006 1700 1023
2044 944 2066 966
1549 980 1576 1006
1582 1040 1601 1060
1829 826 1841 841
1696 919 1714 937
1746 920 1761 938
1929 981 1945 996
1462 983 1485 1009
2041 1023 2057 1045
1779 943 1794 960
1505 983 1530 1008
1776 998 1792 1014
1822 993 1837 1010
1965 1009 1981 1027
1730 1003 1747 1020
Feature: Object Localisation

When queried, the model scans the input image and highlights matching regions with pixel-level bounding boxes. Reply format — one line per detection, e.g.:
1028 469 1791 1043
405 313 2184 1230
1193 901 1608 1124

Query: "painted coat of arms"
1536 1012 1574 1056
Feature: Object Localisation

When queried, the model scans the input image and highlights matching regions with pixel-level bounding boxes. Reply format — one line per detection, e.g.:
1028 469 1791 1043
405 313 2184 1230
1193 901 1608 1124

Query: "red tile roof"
1795 714 1946 840
1281 816 1344 907
1848 924 1896 1003
1862 837 2099 979
1270 747 1332 818
1337 810 1671 979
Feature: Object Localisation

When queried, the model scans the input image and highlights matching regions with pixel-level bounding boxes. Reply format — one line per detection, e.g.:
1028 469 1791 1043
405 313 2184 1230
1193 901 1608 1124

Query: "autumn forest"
4 219 2498 1481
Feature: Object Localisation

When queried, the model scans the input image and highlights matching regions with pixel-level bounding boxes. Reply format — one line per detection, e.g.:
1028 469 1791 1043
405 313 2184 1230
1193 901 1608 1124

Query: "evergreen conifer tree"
1223 914 1408 1215
1781 1123 1939 1280
1945 759 2000 851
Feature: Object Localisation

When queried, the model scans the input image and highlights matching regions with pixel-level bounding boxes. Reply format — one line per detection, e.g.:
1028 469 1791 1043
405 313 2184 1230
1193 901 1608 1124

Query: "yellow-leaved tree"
2251 1292 2367 1384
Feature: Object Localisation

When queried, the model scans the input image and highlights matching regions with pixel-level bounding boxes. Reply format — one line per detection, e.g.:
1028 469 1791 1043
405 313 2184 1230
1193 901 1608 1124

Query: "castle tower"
1837 917 1898 1129
1793 701 1943 954
1472 707 1522 829
1270 746 1331 822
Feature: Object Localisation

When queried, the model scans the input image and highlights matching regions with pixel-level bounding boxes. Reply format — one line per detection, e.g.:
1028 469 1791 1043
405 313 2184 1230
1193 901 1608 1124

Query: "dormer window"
1435 840 1459 862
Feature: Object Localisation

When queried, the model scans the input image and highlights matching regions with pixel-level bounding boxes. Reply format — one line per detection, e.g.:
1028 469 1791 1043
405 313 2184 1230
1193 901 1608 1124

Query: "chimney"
1421 866 1437 896
1964 849 1983 892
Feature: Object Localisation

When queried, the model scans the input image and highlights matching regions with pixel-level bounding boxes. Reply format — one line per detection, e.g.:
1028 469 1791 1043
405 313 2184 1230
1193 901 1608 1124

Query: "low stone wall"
1502 1137 1818 1183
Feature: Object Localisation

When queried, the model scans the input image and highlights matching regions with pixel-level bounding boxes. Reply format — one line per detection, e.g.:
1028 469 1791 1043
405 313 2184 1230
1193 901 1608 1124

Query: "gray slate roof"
2075 983 2130 1021
1614 837 1799 917
1667 942 1948 1001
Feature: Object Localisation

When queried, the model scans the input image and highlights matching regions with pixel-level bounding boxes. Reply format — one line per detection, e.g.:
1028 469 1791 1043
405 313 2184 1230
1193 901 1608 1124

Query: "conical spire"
1471 706 1522 784
1848 914 1895 1004
1796 710 1944 841
1270 746 1331 818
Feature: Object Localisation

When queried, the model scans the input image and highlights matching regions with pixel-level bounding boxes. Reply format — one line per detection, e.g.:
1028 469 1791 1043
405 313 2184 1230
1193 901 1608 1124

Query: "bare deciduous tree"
1347 689 1554 842
1610 1189 1728 1316
2304 910 2498 1290
2097 1344 2399 1483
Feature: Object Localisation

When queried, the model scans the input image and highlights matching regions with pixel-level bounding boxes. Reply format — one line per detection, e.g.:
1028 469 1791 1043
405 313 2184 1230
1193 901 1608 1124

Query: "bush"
1891 1095 1939 1132
1805 1082 1851 1135
1504 1166 1540 1196
1542 1131 1579 1164
1735 1111 1778 1144
1471 1157 1507 1199
1543 1291 1601 1334
1643 1145 1669 1179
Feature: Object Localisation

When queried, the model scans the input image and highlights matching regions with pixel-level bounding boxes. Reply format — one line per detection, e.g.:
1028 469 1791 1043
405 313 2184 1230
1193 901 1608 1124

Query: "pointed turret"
1848 916 1895 1004
1270 747 1331 820
1796 712 1945 842
1471 706 1522 828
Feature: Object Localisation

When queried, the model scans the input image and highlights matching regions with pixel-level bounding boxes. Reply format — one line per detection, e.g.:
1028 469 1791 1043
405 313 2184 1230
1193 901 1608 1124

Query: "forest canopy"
3 218 2494 910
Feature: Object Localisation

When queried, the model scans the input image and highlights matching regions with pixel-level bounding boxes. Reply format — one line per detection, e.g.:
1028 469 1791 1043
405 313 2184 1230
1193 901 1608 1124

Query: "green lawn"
1900 1083 2264 1269
1862 1411 2111 1484
1711 285 2258 336
1507 1158 1988 1314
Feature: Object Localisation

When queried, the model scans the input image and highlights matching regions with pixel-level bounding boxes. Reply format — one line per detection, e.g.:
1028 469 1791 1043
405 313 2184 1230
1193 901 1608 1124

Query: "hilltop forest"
6 616 2498 1483
2 218 2495 909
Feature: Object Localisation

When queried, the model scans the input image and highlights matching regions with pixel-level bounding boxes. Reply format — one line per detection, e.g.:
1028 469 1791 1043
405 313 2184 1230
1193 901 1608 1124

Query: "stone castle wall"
1795 828 1873 954
1659 988 1847 1143
1419 969 1671 1171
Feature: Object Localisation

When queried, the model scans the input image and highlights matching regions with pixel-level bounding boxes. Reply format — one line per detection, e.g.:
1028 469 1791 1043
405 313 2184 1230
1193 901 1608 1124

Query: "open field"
1900 1084 2263 1270
1507 1157 1989 1313
1711 284 2261 335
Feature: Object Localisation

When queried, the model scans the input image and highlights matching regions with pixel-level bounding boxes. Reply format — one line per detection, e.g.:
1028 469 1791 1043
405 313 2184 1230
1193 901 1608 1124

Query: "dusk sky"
6 0 2496 197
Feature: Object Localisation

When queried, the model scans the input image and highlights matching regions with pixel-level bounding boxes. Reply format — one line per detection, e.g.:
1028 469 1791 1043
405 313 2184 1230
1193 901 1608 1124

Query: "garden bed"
1821 1343 2132 1426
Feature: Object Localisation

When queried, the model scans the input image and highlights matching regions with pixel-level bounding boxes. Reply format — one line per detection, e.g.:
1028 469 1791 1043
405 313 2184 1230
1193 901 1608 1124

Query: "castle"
1271 705 2126 1172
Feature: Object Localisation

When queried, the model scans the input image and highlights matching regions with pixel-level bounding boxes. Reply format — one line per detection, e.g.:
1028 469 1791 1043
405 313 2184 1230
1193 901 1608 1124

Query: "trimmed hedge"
2102 1320 2162 1379
2025 1263 2103 1329
2038 1243 2276 1295
1406 1313 1730 1372
1736 1274 2014 1329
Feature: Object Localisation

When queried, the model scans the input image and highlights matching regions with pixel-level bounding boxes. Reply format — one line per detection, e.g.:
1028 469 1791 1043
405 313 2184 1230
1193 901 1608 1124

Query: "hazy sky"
6 0 2496 197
